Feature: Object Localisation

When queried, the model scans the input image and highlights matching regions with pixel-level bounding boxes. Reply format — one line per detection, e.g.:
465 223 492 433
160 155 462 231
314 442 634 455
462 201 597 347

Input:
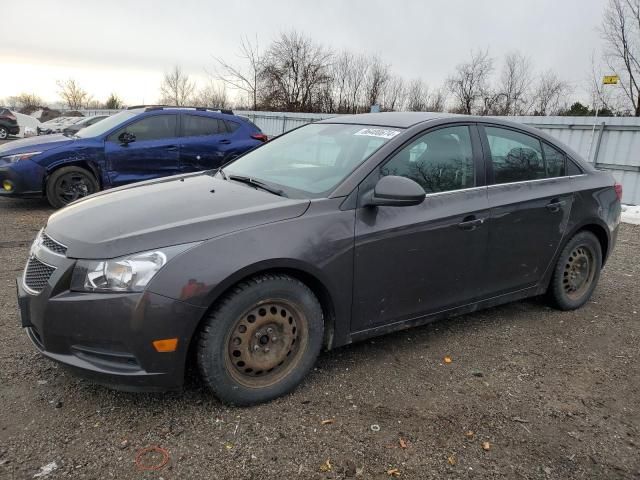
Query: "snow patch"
622 204 640 225
33 462 58 477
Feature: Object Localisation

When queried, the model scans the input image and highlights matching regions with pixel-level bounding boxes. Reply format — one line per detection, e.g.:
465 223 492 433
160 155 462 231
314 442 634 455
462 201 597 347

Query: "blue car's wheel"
45 166 98 209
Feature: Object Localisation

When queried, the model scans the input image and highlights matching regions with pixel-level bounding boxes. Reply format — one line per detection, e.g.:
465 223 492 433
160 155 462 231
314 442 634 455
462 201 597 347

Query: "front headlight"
71 244 196 292
1 151 42 163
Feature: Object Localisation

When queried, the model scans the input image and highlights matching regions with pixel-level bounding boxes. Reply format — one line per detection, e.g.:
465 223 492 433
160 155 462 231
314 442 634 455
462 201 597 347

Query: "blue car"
0 106 267 208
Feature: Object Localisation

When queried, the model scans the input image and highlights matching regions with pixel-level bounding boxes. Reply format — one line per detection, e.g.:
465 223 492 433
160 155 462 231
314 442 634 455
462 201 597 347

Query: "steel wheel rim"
224 299 308 388
55 172 92 204
562 244 595 300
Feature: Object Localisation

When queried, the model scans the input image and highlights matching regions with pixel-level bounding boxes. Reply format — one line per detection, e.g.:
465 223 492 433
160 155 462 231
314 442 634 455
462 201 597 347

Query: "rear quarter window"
225 120 240 133
567 158 583 175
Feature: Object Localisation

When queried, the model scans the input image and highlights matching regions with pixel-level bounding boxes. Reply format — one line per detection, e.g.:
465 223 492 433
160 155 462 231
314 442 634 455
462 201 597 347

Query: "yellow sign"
603 75 619 85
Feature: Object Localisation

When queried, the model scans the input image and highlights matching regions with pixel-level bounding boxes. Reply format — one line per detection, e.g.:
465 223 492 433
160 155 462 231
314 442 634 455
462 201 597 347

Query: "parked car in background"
62 115 109 136
37 116 84 135
12 111 42 138
0 108 20 139
15 112 621 405
0 106 267 207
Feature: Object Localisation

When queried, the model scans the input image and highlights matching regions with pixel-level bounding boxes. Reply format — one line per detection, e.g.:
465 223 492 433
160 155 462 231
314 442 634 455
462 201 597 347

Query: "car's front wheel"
45 166 99 209
197 274 324 405
548 231 602 310
0 126 8 140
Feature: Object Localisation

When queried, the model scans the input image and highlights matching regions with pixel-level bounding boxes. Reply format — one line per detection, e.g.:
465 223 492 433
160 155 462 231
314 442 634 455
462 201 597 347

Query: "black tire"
197 273 324 406
45 166 99 209
548 231 602 310
0 126 8 140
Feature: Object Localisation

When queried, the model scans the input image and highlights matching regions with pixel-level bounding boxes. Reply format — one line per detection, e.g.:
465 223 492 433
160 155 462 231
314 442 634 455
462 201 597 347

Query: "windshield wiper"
214 166 228 180
228 175 287 197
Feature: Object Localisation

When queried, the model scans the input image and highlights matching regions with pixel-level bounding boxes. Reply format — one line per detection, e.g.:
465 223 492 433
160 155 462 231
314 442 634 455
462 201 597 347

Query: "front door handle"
166 145 179 151
457 215 485 231
546 199 565 212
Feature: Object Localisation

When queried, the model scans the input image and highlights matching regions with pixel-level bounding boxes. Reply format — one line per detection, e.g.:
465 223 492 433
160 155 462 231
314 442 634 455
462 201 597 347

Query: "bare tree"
214 36 263 110
57 79 92 109
329 51 353 113
495 52 532 115
601 0 640 115
7 93 45 111
406 79 431 111
531 71 571 115
344 54 369 113
381 75 406 111
86 99 104 109
447 50 494 114
364 55 390 108
193 82 229 108
261 30 332 112
159 66 196 106
426 88 447 112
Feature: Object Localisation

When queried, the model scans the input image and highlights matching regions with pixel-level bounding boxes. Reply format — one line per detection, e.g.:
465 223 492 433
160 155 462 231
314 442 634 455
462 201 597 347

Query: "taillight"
251 133 268 143
614 182 623 201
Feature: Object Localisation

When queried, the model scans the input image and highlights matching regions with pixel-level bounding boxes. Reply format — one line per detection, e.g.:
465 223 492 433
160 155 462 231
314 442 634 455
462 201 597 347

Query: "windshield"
224 123 401 198
75 110 137 138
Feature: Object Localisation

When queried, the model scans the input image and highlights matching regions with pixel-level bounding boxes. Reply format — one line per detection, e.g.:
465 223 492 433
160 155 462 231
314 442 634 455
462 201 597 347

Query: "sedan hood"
45 174 310 259
0 134 73 156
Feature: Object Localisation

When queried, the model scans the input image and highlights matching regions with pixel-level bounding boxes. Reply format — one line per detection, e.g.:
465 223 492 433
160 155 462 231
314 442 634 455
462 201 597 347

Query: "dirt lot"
0 196 639 480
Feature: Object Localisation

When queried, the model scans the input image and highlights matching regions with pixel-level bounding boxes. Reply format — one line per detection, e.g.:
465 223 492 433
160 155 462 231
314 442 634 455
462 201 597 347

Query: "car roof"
317 111 455 128
127 106 235 116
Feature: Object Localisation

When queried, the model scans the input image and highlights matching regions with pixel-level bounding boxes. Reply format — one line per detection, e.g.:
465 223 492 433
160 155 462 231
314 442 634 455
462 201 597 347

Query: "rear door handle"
546 199 565 212
166 145 179 151
457 215 485 231
219 139 231 144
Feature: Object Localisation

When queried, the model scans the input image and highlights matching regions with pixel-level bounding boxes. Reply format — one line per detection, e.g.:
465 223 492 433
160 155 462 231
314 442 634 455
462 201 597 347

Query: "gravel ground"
0 196 639 480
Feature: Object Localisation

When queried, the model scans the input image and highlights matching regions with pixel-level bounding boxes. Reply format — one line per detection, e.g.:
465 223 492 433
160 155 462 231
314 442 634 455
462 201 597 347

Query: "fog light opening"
2 180 13 192
152 338 178 352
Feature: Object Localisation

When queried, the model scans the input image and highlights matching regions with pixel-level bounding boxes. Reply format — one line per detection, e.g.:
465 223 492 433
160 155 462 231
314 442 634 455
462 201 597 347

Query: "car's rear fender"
537 182 620 294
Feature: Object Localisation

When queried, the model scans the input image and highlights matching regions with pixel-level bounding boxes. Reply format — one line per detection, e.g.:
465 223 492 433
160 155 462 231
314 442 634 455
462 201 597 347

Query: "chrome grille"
41 233 67 256
24 257 55 293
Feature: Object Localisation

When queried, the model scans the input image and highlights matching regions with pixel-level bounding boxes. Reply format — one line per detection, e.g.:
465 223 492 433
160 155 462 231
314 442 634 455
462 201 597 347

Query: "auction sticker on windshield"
354 128 401 139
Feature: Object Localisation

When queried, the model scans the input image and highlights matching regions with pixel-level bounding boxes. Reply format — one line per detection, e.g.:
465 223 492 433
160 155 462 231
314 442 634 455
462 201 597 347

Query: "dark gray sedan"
16 112 622 405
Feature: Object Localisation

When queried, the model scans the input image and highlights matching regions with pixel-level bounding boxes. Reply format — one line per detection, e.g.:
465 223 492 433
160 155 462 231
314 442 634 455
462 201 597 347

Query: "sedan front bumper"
16 264 206 392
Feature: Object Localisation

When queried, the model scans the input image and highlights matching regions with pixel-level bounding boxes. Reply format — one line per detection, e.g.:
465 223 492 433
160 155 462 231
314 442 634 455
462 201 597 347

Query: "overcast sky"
1 0 608 106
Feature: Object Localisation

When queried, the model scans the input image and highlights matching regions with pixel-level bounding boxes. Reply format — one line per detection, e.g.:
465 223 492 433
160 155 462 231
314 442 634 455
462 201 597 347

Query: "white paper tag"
354 128 401 139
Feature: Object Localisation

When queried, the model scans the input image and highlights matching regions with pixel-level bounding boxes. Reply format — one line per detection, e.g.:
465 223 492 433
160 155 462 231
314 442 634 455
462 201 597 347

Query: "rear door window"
485 127 545 184
181 115 224 137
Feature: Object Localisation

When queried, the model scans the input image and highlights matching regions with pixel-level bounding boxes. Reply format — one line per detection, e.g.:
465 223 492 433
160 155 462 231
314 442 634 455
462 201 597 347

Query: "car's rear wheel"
0 126 8 140
197 274 324 406
548 231 602 310
45 166 98 209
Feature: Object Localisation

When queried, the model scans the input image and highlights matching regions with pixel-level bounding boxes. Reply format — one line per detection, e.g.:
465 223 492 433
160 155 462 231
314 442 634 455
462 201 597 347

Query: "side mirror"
118 132 136 145
364 175 425 207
